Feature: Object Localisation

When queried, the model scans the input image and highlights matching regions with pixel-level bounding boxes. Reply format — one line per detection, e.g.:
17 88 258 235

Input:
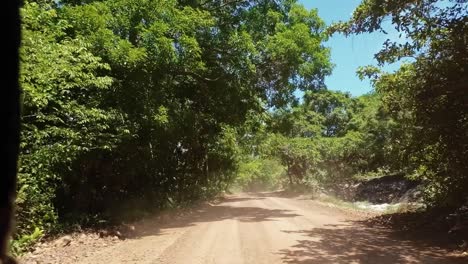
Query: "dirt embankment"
328 174 422 204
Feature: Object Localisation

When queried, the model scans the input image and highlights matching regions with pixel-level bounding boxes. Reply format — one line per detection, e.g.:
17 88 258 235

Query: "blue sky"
299 0 402 96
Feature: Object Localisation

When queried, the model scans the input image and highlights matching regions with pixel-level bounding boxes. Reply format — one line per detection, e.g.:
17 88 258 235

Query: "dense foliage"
16 0 331 252
235 0 467 207
331 0 468 206
15 0 466 253
238 91 394 191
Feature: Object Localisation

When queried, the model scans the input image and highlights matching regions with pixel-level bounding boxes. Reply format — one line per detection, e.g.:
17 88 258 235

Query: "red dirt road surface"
21 192 467 264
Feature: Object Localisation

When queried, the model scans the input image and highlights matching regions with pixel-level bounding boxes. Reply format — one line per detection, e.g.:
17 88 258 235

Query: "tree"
331 0 468 206
15 1 125 248
56 0 333 205
14 0 334 250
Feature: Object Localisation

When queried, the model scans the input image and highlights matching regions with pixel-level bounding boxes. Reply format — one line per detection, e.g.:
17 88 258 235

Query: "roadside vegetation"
15 0 467 254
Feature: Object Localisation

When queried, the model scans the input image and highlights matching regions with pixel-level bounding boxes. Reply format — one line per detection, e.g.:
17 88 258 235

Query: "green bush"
10 227 43 256
235 158 285 192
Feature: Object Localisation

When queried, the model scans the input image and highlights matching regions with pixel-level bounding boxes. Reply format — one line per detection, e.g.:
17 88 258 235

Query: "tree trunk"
287 164 293 186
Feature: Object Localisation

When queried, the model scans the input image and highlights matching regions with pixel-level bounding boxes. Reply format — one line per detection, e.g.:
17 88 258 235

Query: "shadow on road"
125 193 466 263
132 195 300 238
250 190 308 199
185 205 300 224
279 223 466 264
218 196 265 203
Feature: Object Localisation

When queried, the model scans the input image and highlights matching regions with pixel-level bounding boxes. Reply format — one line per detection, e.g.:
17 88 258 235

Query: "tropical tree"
331 0 468 206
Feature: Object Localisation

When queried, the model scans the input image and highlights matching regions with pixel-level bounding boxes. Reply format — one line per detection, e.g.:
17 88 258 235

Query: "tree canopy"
13 0 467 253
15 0 333 252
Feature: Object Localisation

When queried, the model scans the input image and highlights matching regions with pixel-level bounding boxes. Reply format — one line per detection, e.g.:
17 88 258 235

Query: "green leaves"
15 0 334 251
235 158 284 191
257 88 399 188
16 1 127 244
261 4 332 98
333 0 468 206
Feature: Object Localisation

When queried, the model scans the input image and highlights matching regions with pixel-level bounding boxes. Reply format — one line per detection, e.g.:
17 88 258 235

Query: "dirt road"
23 192 466 264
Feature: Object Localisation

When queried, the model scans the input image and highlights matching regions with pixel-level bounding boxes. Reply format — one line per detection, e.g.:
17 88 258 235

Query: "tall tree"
331 0 468 206
14 0 333 249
